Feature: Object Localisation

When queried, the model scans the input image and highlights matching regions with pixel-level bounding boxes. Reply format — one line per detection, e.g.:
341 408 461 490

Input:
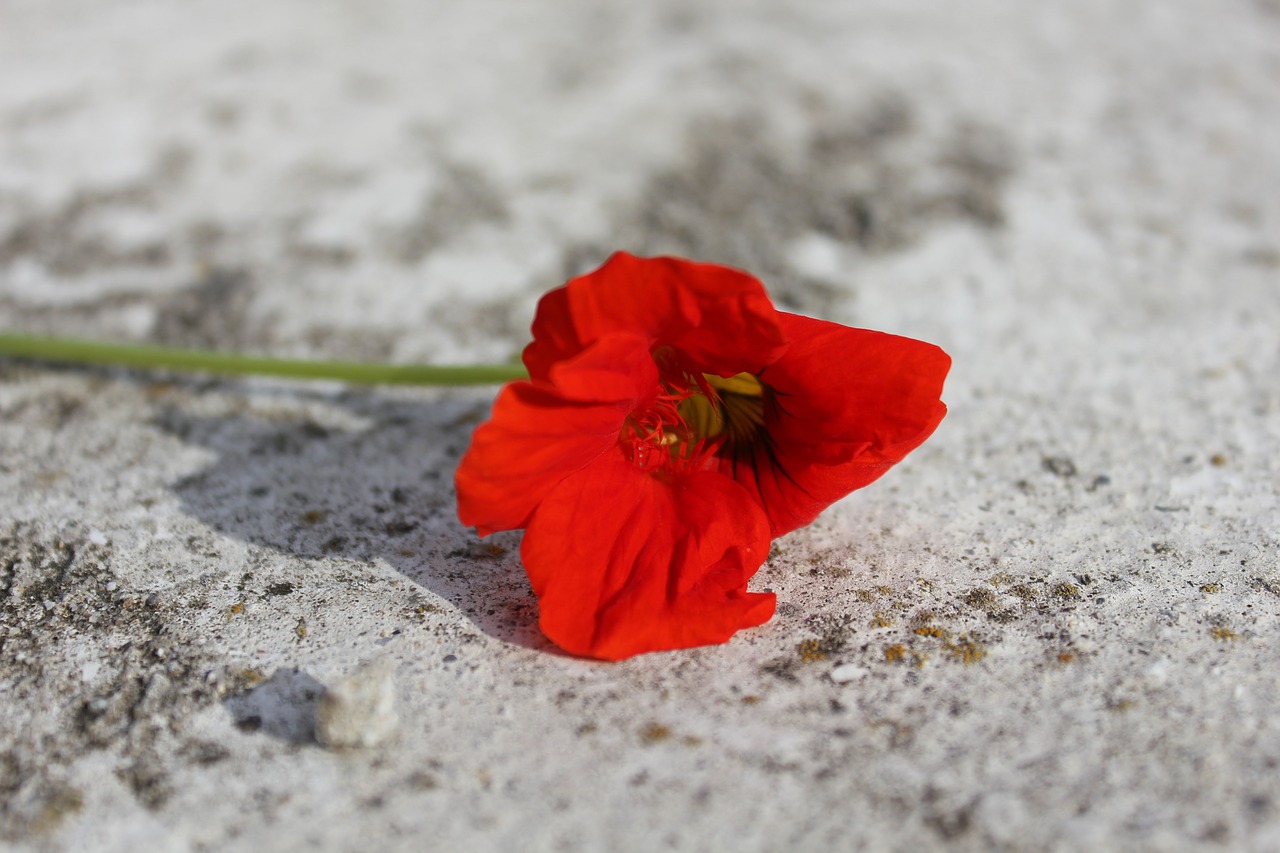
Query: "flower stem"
0 333 527 386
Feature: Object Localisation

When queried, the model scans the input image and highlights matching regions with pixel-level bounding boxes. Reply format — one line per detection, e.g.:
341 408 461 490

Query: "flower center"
620 371 766 471
680 372 765 445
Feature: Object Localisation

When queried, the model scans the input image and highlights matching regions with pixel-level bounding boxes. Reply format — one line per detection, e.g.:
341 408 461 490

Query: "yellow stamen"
678 372 766 445
705 372 764 397
681 393 722 439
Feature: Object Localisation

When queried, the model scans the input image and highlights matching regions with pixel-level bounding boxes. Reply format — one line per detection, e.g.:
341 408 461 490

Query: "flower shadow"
154 386 551 653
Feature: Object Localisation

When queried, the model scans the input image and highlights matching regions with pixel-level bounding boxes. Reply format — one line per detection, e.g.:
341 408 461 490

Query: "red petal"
724 313 950 537
456 333 657 536
521 454 775 660
524 252 787 382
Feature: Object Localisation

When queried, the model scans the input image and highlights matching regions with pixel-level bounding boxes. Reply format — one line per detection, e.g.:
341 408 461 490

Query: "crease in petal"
521 453 775 660
727 313 951 537
455 333 658 536
524 252 788 381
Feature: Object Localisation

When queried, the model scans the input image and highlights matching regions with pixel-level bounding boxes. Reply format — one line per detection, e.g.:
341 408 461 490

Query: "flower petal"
456 333 657 536
524 252 788 382
725 313 951 537
521 453 775 660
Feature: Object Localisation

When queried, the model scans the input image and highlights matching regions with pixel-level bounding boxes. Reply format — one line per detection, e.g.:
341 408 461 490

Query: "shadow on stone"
153 386 548 653
224 668 326 744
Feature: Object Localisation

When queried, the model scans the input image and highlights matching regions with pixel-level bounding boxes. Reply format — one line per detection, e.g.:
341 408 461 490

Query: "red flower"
455 252 949 660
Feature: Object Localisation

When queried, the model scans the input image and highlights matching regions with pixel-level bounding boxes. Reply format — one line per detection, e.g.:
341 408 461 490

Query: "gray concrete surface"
2 1 1279 850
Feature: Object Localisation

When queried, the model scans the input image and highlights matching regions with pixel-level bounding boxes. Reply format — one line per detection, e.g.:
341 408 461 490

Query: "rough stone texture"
1 1 1278 850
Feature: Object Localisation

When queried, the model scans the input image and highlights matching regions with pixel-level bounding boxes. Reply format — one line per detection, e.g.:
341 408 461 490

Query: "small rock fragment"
315 657 399 749
829 663 869 683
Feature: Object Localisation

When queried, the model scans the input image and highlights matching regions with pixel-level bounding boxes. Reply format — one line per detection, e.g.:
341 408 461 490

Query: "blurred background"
0 0 1105 364
4 1 1274 382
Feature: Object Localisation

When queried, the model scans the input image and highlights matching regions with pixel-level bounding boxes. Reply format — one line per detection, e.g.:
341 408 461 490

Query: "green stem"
0 333 527 386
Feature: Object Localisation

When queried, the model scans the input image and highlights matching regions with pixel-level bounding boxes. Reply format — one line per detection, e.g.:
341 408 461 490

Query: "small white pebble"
88 529 108 547
829 663 869 684
315 656 399 749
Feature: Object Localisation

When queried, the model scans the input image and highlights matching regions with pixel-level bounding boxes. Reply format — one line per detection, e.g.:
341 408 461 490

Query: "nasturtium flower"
455 252 950 660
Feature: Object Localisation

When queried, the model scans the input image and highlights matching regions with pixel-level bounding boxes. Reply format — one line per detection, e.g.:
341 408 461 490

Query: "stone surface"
1 1 1278 851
